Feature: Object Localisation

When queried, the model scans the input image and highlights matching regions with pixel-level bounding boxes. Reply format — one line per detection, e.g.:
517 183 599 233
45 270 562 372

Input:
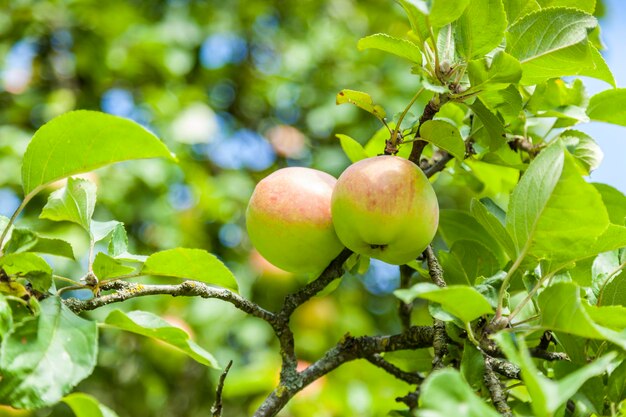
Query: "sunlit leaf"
506 8 597 85
103 310 218 368
506 142 609 270
93 253 135 280
455 0 506 59
63 393 119 417
560 130 603 174
467 51 522 91
587 88 626 126
357 33 422 63
142 248 238 291
40 178 96 233
336 89 386 120
336 134 368 163
21 110 175 196
395 283 493 323
418 120 465 160
593 183 626 225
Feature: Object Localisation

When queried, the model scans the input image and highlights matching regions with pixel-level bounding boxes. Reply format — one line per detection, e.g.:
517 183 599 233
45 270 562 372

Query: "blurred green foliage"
0 0 608 416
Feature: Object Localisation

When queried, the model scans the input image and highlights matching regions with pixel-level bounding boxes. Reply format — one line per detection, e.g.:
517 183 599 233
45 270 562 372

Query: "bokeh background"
0 0 622 416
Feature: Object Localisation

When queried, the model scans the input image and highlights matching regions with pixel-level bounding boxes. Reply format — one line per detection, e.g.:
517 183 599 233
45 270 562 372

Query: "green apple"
246 167 344 274
331 155 438 265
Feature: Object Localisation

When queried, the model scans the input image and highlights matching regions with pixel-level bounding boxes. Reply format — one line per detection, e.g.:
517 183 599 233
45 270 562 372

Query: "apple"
331 155 438 265
246 167 344 274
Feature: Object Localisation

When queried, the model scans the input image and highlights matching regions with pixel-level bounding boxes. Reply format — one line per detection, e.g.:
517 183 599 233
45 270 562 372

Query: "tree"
1 0 626 416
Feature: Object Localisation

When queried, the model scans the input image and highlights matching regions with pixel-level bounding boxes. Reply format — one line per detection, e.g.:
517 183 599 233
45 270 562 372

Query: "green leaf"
585 304 626 330
21 110 175 196
92 253 135 280
91 220 122 242
425 0 470 28
103 309 218 368
467 51 522 92
63 393 119 417
397 0 430 44
142 248 238 292
502 0 540 25
454 0 506 59
40 177 96 232
608 360 626 403
439 209 507 264
0 297 98 409
336 89 386 120
460 341 486 390
560 130 603 174
0 293 13 338
528 78 586 111
470 199 517 260
357 33 422 63
3 228 74 259
415 368 500 417
479 85 524 125
593 183 626 226
436 24 455 65
536 0 596 13
494 332 616 417
3 228 37 254
506 142 609 269
469 98 506 150
590 250 623 305
107 223 128 257
448 240 501 283
587 88 626 126
600 274 626 307
394 283 493 323
0 253 52 293
578 43 616 87
336 134 368 163
538 282 626 349
506 8 597 85
419 120 465 160
31 237 75 259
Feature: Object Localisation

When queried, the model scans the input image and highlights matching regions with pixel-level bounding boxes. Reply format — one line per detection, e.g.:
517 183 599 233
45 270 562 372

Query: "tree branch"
253 326 434 417
272 248 353 385
64 280 275 322
366 353 424 385
424 246 448 370
424 151 454 178
485 356 521 380
280 248 353 317
484 355 513 417
408 95 447 164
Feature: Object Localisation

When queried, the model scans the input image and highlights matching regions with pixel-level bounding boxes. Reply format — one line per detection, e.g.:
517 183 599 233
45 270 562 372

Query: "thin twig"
211 360 233 417
366 353 423 384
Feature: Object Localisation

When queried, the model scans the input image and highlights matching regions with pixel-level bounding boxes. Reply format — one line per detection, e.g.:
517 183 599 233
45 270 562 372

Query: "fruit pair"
245 156 439 274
